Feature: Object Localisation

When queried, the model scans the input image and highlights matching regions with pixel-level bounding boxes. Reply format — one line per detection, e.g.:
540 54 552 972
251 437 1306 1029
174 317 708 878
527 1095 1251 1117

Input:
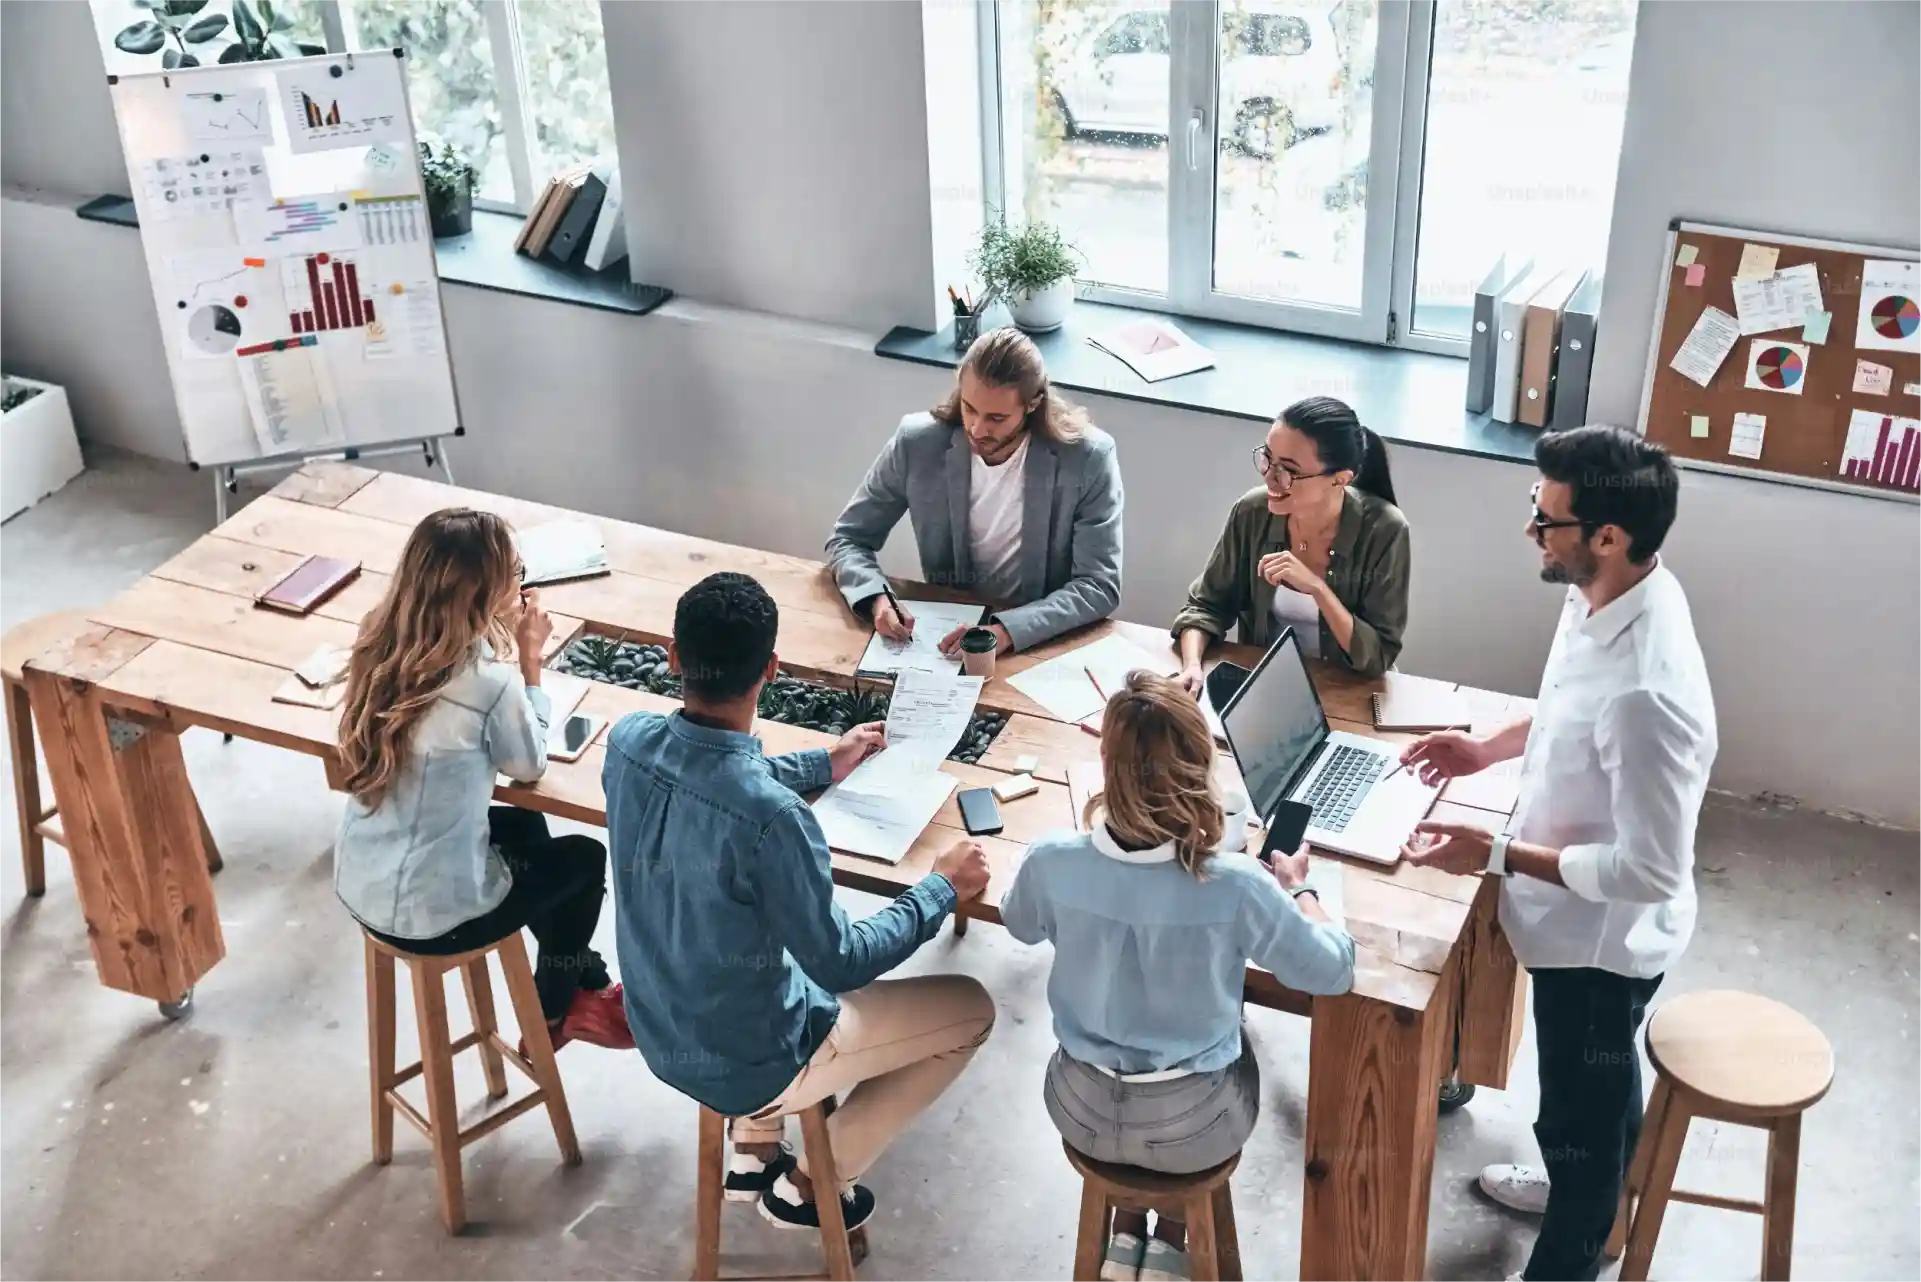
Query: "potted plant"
419 140 478 239
2 374 84 522
970 215 1081 334
112 0 324 69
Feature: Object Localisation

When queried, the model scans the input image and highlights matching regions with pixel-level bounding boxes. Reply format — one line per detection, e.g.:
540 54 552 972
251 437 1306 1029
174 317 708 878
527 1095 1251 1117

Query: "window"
987 0 1639 353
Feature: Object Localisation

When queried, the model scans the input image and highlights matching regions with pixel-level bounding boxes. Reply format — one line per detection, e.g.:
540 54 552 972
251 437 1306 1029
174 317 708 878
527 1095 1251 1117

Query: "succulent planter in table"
555 636 1007 765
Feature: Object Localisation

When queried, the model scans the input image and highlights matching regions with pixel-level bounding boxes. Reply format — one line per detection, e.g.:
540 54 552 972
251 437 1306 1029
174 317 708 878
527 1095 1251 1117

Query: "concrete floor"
2 449 1917 1281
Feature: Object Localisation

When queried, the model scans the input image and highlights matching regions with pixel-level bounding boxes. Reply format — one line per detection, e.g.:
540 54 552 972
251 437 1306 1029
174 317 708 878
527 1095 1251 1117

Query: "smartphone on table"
956 787 1004 837
548 713 606 763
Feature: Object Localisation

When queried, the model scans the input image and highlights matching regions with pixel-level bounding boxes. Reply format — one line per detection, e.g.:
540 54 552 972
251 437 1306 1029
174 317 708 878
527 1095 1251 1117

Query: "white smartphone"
547 713 606 763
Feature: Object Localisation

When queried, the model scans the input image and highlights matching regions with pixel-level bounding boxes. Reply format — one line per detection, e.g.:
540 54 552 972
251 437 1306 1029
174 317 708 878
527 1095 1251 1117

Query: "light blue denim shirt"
604 710 957 1117
1000 820 1357 1074
334 650 551 938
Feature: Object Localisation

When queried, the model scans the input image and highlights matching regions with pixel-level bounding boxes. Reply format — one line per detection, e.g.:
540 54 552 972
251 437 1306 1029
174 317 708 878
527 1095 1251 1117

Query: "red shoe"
558 984 635 1050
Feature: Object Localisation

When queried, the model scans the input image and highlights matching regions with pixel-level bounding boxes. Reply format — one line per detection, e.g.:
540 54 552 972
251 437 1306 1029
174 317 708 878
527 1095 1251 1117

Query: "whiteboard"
109 52 460 468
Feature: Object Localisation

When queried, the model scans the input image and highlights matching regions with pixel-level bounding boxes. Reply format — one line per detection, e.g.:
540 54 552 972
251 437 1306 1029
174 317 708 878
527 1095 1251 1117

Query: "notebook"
1371 672 1475 733
255 556 360 615
516 520 610 586
271 645 349 709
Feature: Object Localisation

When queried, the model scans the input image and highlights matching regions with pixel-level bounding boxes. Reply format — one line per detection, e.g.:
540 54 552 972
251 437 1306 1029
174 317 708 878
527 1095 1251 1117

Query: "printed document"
1669 306 1740 388
813 758 958 864
862 671 983 780
1006 633 1179 724
855 599 986 676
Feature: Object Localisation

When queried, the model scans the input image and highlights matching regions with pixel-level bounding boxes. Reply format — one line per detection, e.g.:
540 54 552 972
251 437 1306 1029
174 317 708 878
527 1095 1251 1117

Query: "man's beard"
1540 545 1599 586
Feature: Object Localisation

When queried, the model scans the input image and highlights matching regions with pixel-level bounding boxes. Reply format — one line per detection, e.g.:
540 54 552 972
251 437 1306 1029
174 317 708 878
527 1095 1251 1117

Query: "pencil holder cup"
953 312 982 350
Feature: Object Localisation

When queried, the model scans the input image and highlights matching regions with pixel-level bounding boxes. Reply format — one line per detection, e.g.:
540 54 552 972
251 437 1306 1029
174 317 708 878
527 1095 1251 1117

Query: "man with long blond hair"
826 326 1124 656
1001 672 1355 1282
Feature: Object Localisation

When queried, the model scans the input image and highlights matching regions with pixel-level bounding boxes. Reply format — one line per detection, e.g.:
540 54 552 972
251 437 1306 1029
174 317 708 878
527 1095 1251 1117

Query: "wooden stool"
363 930 581 1234
1610 990 1833 1281
693 1101 869 1281
1065 1143 1243 1282
5 609 222 900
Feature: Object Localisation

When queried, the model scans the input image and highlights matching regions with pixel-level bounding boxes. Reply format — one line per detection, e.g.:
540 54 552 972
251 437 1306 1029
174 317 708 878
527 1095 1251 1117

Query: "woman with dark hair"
1173 396 1411 681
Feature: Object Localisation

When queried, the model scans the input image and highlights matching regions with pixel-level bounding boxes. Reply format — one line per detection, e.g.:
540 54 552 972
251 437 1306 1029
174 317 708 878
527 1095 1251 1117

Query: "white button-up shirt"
1500 562 1717 977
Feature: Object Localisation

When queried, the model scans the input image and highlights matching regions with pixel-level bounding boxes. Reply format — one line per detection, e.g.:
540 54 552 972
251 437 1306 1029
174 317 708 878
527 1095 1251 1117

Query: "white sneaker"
1478 1163 1550 1215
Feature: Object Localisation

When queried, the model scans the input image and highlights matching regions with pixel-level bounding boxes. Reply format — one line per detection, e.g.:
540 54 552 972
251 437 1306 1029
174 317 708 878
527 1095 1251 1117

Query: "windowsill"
874 301 1542 466
74 196 672 318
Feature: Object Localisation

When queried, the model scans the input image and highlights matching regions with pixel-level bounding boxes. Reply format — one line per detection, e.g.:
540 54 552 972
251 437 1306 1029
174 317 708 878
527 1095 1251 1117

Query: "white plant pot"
1006 278 1074 334
2 375 83 522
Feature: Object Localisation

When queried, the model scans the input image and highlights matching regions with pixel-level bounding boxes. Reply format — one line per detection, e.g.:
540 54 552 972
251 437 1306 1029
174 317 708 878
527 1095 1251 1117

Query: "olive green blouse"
1171 485 1412 677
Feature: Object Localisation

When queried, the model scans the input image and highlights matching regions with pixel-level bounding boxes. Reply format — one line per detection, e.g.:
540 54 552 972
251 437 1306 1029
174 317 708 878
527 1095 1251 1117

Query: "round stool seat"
1647 990 1833 1116
1061 1141 1239 1199
2 609 94 683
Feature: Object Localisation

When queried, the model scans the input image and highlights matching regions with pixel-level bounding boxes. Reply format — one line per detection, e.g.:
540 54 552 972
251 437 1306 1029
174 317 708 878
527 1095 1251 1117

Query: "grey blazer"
826 412 1124 651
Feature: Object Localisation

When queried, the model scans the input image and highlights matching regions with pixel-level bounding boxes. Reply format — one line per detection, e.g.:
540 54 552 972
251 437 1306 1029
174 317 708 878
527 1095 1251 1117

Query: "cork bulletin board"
1637 220 1920 502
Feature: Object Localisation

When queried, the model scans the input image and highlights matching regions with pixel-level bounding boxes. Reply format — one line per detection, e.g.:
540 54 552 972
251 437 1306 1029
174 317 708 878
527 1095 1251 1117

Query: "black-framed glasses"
1252 446 1335 488
1528 483 1590 542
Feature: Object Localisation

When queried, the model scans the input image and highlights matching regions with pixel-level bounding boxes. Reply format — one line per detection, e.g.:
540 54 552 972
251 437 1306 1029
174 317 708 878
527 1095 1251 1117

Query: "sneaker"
758 1173 877 1234
726 1146 795 1204
1478 1163 1551 1215
559 985 636 1050
1100 1231 1146 1281
1137 1238 1190 1282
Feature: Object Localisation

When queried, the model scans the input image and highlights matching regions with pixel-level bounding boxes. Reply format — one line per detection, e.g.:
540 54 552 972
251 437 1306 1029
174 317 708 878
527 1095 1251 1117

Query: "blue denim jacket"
604 710 958 1116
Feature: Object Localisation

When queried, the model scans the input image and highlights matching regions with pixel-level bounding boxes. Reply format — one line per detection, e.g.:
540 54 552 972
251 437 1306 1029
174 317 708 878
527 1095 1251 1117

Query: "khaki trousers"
730 974 996 1181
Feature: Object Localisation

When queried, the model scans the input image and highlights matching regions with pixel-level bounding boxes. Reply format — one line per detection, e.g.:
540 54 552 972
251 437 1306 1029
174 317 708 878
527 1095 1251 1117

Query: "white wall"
0 0 128 197
4 1 1917 826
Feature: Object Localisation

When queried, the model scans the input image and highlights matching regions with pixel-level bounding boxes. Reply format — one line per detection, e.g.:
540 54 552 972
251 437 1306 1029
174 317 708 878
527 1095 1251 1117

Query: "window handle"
1186 110 1204 171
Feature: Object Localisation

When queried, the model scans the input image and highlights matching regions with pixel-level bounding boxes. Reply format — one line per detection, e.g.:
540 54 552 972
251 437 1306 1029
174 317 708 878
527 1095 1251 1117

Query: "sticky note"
1737 244 1780 279
1854 360 1893 396
1801 310 1832 344
1905 383 1921 397
1690 414 1710 438
1675 244 1700 268
1684 263 1707 287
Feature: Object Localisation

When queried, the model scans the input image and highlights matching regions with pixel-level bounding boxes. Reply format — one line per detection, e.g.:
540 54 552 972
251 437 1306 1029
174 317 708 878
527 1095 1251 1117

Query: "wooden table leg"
1455 872 1525 1089
24 632 224 1006
1301 985 1453 1280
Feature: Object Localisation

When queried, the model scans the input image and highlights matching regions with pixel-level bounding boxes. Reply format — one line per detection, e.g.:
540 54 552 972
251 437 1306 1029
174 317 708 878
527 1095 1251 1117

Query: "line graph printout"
182 87 274 145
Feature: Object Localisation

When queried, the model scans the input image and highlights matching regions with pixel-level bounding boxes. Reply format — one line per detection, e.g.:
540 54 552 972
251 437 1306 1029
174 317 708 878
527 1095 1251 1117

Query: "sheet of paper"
1669 306 1740 388
1684 263 1706 288
516 520 608 585
855 599 985 676
1743 338 1808 395
1855 258 1920 354
1674 243 1699 268
1006 633 1179 724
862 670 983 779
169 250 271 360
236 191 366 254
1854 360 1894 396
140 149 269 221
1840 408 1921 489
1690 414 1710 439
280 62 411 153
1732 262 1824 335
1802 310 1832 344
235 336 347 453
1728 412 1767 460
812 761 958 865
182 86 274 146
1906 383 1921 397
1736 243 1780 279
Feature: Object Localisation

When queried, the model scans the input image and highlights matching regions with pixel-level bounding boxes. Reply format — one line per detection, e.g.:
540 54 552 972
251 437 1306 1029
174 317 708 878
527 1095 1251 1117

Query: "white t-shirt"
967 433 1029 602
1270 585 1323 658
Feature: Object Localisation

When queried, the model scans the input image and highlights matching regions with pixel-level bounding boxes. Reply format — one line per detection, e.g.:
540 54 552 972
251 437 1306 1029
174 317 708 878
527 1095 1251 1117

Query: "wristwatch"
1487 833 1513 877
1288 885 1320 901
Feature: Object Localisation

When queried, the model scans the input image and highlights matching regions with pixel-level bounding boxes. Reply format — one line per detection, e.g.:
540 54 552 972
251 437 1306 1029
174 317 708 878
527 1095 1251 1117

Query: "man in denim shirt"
605 572 994 1233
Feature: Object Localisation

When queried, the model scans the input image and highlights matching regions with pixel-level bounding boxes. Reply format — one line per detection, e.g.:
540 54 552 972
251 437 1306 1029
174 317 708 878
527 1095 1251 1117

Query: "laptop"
1220 629 1440 865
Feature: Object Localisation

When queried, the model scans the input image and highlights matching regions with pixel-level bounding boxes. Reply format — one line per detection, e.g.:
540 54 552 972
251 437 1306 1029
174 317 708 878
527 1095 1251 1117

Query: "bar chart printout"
1841 408 1921 491
285 252 375 335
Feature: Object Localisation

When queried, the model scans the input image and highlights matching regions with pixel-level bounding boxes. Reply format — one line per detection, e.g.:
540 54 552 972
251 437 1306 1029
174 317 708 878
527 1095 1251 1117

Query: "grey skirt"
1043 1042 1260 1175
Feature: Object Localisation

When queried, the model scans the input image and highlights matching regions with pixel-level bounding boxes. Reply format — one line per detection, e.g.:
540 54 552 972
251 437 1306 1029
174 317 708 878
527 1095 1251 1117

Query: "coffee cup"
959 627 999 678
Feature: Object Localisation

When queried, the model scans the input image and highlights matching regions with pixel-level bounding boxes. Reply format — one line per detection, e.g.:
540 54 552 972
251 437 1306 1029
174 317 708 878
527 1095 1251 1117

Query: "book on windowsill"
1087 318 1216 383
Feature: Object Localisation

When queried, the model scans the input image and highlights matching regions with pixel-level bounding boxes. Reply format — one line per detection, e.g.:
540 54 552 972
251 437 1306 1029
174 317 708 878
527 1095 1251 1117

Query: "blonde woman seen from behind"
334 507 631 1052
1000 674 1355 1282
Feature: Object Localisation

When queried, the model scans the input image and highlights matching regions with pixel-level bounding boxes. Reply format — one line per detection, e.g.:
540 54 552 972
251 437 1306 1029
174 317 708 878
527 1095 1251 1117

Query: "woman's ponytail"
1354 426 1397 507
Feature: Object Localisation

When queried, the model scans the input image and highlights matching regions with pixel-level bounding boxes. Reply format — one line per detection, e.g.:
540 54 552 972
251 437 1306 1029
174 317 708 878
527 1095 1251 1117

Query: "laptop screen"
1221 629 1330 820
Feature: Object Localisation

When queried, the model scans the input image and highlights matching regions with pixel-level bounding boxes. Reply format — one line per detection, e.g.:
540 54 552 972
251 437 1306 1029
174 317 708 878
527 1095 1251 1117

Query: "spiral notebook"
1370 673 1475 733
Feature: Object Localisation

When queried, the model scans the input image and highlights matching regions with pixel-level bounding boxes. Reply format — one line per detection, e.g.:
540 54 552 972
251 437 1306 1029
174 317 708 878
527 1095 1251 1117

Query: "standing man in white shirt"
825 327 1124 656
1396 426 1716 1282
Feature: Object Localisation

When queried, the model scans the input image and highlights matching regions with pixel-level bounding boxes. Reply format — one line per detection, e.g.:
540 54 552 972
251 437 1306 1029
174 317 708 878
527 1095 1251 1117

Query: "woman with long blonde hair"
1000 673 1355 1282
334 508 629 1050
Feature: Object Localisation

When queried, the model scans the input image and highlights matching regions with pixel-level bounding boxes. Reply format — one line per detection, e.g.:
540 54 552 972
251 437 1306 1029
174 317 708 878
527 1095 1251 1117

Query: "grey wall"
4 0 1918 825
0 0 129 197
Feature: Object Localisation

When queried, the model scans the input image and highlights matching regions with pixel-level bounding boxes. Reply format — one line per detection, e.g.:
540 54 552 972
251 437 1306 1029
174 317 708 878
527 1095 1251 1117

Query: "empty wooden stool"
1610 990 1833 1281
693 1101 868 1281
1065 1143 1243 1282
364 929 581 1234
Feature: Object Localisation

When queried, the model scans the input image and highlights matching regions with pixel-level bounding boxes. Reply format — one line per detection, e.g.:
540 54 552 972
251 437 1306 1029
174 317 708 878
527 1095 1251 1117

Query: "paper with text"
1736 243 1780 279
855 599 985 676
863 670 983 780
812 760 959 865
1732 263 1824 336
1669 307 1740 388
1855 259 1920 354
1853 360 1894 396
1007 633 1180 723
1729 412 1767 460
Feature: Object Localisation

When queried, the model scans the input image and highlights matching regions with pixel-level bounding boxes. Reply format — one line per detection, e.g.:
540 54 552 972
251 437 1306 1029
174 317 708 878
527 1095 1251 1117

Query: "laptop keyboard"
1299 745 1387 833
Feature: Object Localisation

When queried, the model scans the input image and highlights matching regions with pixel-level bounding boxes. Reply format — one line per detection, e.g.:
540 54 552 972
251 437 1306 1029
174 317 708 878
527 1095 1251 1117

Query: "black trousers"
1523 966 1664 1282
370 807 611 1023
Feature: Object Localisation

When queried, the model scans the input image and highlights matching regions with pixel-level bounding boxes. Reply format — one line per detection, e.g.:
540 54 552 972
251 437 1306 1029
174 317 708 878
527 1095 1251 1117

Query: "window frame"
316 0 577 215
984 0 1483 357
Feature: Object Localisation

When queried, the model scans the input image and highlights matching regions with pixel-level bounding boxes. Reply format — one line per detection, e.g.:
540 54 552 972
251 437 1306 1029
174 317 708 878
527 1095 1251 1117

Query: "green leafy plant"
418 140 478 206
969 213 1082 307
115 0 323 69
2 378 44 414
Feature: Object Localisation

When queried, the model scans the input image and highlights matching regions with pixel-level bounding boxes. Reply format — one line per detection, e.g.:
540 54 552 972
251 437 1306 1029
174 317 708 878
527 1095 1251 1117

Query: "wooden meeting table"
22 463 1530 1281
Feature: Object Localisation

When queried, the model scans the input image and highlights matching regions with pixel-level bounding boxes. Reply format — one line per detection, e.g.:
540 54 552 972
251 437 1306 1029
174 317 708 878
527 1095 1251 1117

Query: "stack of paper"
516 520 610 586
1006 633 1180 724
855 599 988 677
1087 319 1216 383
814 670 981 864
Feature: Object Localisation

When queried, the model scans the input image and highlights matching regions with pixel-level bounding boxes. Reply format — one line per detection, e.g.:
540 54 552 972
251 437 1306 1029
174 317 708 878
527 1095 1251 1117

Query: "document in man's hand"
516 520 610 586
861 669 983 780
812 757 959 865
855 599 988 677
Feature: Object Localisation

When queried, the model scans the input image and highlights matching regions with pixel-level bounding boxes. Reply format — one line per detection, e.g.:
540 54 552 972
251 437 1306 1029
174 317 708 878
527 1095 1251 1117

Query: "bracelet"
1288 885 1319 901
